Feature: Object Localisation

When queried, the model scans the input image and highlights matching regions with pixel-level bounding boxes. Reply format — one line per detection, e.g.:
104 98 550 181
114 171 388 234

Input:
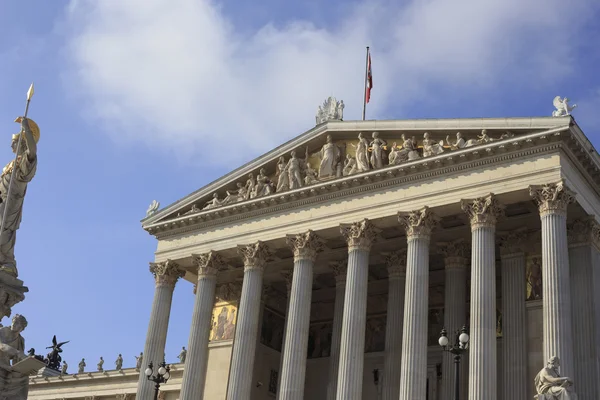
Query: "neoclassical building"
28 109 600 400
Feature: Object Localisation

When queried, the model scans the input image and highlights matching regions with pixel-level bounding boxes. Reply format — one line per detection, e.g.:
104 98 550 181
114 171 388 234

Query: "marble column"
326 260 347 400
227 241 271 400
498 229 527 400
381 250 407 400
278 231 324 400
277 270 293 391
180 252 226 400
437 240 469 400
567 218 599 399
137 260 183 399
461 194 504 400
529 181 576 378
336 219 380 400
397 206 439 400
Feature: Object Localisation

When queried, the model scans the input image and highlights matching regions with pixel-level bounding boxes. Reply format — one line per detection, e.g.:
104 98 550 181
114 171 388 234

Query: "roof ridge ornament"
552 96 576 117
316 96 344 125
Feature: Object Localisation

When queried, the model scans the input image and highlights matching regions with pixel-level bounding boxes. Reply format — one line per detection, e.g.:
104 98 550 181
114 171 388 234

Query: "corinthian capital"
398 206 439 239
149 260 184 287
529 180 576 216
286 230 325 262
461 194 505 229
567 217 597 247
237 241 272 272
437 240 470 267
384 250 407 279
192 251 226 278
340 219 381 251
498 228 527 257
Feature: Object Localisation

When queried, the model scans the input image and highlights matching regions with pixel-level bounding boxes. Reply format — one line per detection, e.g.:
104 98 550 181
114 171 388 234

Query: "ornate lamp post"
145 361 171 400
439 325 470 400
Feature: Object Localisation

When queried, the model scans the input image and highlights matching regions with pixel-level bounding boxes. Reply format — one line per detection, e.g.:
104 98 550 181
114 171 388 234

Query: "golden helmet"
13 117 40 143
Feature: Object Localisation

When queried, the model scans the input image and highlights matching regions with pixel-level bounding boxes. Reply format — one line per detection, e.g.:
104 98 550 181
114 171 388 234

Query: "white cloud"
62 0 596 165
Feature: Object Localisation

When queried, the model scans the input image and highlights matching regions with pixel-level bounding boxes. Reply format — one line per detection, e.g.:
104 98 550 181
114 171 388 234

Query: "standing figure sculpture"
285 151 304 190
0 314 30 398
97 357 104 372
78 358 86 374
352 133 371 173
369 132 387 169
135 352 143 372
534 356 577 399
318 135 341 179
275 156 289 192
60 361 68 377
178 347 187 363
0 117 39 277
115 354 123 371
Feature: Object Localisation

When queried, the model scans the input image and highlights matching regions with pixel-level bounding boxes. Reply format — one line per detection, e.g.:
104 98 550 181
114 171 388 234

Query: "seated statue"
534 356 577 400
0 314 30 399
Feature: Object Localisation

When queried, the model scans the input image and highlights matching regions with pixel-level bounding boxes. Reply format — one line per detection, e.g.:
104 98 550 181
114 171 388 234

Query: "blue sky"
0 0 599 371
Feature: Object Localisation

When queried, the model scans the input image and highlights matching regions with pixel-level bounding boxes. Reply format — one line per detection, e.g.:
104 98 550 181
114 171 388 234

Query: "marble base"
38 367 60 377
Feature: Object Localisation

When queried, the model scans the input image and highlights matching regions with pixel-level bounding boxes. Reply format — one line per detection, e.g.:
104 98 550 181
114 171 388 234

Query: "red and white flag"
365 51 373 103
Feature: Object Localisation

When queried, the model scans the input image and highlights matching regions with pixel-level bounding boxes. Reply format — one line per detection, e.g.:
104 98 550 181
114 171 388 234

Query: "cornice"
145 125 598 239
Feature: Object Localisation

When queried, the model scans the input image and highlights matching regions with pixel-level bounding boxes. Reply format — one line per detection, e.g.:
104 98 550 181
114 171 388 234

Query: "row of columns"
136 180 599 400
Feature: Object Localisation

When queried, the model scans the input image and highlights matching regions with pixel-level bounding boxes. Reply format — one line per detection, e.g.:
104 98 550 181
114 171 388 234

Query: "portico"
135 115 600 400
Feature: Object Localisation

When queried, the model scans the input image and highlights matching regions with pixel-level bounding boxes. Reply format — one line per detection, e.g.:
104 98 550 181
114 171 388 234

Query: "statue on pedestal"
178 347 187 363
115 354 123 371
97 357 104 372
78 358 85 374
44 335 69 371
534 356 578 399
135 352 143 372
0 117 39 278
0 314 30 398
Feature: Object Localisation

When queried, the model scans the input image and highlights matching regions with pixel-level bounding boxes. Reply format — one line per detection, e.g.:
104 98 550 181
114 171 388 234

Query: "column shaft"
398 235 431 400
326 263 346 400
226 268 264 399
278 258 315 399
336 247 370 399
381 252 406 400
180 252 224 400
540 212 574 376
439 251 468 400
501 252 527 400
137 261 182 400
568 223 598 399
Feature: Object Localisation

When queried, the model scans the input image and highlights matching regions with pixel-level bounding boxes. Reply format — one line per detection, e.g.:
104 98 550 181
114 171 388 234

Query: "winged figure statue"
45 335 70 370
552 96 577 117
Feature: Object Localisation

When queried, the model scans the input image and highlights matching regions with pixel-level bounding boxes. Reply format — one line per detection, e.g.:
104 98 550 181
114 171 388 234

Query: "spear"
0 83 35 239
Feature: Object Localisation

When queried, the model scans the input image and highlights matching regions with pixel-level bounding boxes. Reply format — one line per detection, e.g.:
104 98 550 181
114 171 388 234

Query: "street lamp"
145 361 171 400
439 325 469 400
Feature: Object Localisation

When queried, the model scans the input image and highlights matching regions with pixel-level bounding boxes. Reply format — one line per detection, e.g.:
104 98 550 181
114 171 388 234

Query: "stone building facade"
28 115 600 399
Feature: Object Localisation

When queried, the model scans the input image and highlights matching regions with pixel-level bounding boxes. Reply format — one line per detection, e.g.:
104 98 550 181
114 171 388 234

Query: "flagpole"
0 83 34 240
362 46 369 121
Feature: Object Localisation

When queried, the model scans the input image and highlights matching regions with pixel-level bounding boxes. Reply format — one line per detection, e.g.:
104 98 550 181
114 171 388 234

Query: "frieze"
146 126 599 238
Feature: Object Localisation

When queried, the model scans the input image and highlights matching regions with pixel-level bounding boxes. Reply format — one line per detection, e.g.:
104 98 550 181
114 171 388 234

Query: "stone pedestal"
437 241 469 400
0 271 27 320
278 231 324 400
335 219 380 400
326 261 347 400
530 181 576 378
461 194 504 400
381 251 406 400
567 218 599 399
397 207 438 400
227 242 271 400
179 252 225 400
137 261 183 400
499 230 527 400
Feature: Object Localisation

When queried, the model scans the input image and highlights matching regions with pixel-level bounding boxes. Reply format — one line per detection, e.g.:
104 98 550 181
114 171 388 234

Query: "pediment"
142 116 587 234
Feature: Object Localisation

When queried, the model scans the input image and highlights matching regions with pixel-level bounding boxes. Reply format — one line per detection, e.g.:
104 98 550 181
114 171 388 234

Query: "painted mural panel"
210 301 238 342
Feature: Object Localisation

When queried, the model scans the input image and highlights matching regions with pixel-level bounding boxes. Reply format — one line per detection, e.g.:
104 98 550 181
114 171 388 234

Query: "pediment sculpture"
179 129 516 216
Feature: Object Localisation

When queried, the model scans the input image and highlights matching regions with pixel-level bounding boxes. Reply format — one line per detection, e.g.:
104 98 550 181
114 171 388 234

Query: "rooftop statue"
0 117 39 277
552 96 576 117
146 200 160 217
115 354 123 371
78 358 85 374
45 335 69 371
316 97 344 125
534 356 577 399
